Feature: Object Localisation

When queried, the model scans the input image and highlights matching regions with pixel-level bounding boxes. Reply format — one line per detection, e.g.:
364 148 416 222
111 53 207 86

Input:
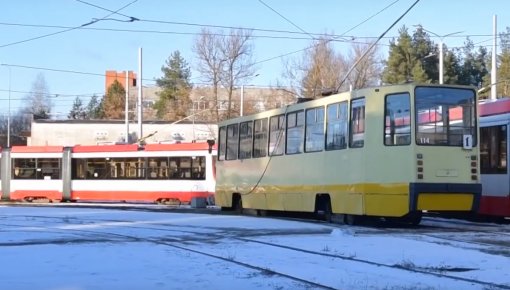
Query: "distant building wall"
105 70 137 92
28 120 217 146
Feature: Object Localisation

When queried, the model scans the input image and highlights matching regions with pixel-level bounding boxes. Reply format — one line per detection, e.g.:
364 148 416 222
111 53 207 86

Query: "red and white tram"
1 142 216 204
479 98 510 219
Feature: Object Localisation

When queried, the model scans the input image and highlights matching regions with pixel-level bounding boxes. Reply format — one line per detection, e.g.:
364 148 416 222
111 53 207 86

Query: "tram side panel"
69 144 216 204
9 146 65 202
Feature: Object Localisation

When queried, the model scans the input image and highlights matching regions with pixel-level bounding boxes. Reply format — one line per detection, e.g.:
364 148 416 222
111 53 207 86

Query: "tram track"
1 213 509 289
0 215 338 290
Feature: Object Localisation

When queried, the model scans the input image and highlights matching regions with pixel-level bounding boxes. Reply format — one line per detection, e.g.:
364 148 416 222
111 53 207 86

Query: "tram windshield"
415 86 477 147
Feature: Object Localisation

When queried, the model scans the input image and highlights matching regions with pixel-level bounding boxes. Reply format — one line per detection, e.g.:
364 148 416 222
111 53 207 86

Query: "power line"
0 20 503 46
258 0 315 39
336 0 421 91
0 21 356 42
0 0 138 48
75 0 139 22
252 0 402 66
0 89 102 98
0 63 158 84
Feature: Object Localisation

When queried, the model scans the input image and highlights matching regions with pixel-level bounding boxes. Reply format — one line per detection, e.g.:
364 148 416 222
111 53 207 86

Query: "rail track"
1 209 509 289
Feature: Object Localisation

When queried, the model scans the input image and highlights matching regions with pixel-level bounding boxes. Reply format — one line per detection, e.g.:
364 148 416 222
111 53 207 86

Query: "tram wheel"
345 214 357 226
322 202 333 223
404 211 423 226
233 196 243 215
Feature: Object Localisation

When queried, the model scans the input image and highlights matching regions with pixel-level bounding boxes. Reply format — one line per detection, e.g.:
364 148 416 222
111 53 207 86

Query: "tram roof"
479 97 510 117
11 146 64 153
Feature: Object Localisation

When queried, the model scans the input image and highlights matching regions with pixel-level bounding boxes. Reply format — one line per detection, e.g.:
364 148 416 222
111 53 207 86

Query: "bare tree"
282 37 345 99
193 28 257 121
343 41 383 89
23 73 53 119
302 38 345 98
193 29 225 122
282 37 382 98
220 29 256 119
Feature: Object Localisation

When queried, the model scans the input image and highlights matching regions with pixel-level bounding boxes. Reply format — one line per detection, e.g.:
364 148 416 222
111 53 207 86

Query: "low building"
28 119 217 146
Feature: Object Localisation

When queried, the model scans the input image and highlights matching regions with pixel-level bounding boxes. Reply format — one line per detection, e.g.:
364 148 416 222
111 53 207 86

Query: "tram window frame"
480 125 507 174
226 123 239 160
349 98 365 148
269 114 285 156
147 157 171 179
415 87 477 147
218 126 227 161
239 121 253 159
191 156 206 180
384 92 411 146
326 101 348 150
305 106 325 152
12 158 61 180
286 110 305 155
253 118 268 158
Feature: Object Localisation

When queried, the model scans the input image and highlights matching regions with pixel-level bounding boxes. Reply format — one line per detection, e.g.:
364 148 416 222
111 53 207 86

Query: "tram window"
191 156 206 180
350 98 365 148
226 124 239 160
269 114 285 156
239 121 253 159
286 110 304 154
147 157 170 179
218 126 227 161
12 158 61 180
253 118 268 158
480 125 507 174
305 107 325 152
72 159 87 179
38 158 61 179
415 87 476 147
12 158 36 179
86 158 109 179
169 157 198 179
326 102 348 150
384 93 411 146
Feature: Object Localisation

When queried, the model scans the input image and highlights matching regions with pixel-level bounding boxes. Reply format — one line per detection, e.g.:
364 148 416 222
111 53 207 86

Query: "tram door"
479 122 510 199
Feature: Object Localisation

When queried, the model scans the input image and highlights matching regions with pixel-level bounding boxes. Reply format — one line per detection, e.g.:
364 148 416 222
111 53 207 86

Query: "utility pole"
491 15 498 100
7 66 11 147
138 48 143 142
240 85 244 117
416 25 463 84
125 71 129 143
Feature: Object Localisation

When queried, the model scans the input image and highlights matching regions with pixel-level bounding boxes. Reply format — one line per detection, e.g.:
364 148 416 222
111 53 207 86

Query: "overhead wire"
0 0 139 48
257 0 316 39
252 0 402 65
336 0 421 92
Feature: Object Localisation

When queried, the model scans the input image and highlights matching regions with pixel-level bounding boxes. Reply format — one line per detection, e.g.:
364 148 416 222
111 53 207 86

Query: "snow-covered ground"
0 205 508 290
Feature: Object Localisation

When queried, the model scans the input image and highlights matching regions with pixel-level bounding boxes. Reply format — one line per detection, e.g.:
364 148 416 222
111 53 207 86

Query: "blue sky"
0 0 508 117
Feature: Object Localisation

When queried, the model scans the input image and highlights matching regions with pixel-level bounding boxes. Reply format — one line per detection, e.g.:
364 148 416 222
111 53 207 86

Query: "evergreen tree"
455 38 489 87
442 49 461 84
498 26 510 96
68 96 87 119
382 26 420 84
154 50 193 120
103 80 126 119
86 94 104 119
383 25 467 85
412 26 437 82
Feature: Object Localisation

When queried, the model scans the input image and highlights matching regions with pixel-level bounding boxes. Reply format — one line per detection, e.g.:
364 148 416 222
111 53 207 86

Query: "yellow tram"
215 83 481 225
